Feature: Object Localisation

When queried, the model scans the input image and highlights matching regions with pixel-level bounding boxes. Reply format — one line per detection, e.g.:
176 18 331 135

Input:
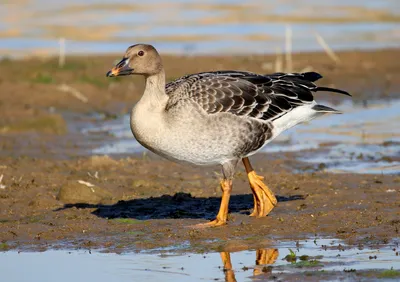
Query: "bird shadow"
55 193 306 220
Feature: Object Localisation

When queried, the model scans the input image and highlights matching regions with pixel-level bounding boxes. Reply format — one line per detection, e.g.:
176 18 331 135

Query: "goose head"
106 44 163 77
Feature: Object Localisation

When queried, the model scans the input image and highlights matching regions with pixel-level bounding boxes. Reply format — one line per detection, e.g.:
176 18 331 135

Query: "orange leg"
253 249 279 276
220 252 237 282
255 249 279 265
220 249 279 279
194 179 232 227
242 158 277 217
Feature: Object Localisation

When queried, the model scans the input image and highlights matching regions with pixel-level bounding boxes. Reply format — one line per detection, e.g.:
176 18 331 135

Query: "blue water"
0 0 399 57
1 239 399 282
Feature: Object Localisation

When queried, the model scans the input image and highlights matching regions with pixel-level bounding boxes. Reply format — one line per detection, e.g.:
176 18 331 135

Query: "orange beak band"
106 57 133 77
107 67 120 77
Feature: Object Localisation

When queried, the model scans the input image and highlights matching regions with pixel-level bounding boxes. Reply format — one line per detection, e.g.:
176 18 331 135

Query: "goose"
106 44 350 227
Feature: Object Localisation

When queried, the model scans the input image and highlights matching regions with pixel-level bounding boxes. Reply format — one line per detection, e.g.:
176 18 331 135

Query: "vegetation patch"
1 114 67 134
113 218 141 224
378 269 400 279
0 242 9 250
284 248 323 268
79 75 107 88
31 73 54 84
292 259 323 268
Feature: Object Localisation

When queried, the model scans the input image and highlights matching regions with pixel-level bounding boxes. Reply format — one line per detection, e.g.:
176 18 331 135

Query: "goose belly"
131 111 264 165
134 126 237 166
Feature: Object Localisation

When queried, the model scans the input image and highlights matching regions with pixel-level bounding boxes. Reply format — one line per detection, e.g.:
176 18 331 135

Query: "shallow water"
1 239 399 282
85 99 400 174
1 0 399 56
271 99 400 174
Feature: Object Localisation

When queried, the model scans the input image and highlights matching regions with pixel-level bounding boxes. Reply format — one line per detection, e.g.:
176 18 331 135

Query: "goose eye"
138 51 144 56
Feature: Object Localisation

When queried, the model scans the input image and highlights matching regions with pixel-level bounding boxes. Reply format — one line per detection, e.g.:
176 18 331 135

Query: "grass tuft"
31 73 54 84
378 269 400 278
0 242 9 250
113 218 141 224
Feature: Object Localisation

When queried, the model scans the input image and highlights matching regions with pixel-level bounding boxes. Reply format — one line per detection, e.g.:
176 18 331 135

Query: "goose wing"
166 71 350 121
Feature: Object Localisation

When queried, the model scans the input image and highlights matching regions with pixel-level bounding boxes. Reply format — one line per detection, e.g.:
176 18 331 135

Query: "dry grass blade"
78 180 95 187
58 84 88 103
314 32 341 64
275 47 283 72
0 174 6 189
58 37 66 68
285 25 293 72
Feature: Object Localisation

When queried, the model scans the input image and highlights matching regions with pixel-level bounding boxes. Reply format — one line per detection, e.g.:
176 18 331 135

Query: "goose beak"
106 57 133 77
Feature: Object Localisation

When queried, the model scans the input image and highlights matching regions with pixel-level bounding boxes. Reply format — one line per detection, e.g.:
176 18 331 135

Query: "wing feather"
165 71 350 121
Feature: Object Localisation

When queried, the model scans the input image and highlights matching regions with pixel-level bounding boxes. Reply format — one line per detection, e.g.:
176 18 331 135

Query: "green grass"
37 59 88 71
284 249 323 268
4 115 66 134
31 73 54 84
299 255 310 261
284 248 297 262
378 269 400 278
59 62 87 71
113 218 141 224
126 231 145 236
292 260 323 268
79 75 107 88
0 242 9 250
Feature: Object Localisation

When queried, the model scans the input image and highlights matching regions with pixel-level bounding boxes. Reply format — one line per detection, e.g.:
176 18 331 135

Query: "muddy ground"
0 49 399 253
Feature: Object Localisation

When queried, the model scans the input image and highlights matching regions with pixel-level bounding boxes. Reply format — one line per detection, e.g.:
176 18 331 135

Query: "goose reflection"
220 249 279 281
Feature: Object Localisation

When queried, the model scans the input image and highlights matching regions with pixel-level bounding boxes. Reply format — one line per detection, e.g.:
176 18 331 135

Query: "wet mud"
0 49 399 254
